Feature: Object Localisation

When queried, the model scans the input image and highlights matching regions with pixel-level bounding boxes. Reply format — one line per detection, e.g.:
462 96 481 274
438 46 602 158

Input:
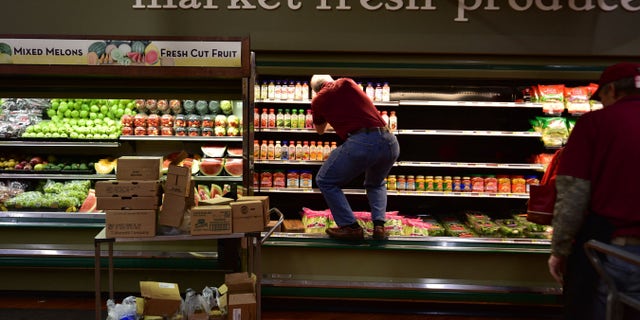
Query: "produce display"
0 98 48 139
20 98 127 139
530 116 574 148
4 180 91 212
0 154 95 172
300 207 551 239
121 99 242 137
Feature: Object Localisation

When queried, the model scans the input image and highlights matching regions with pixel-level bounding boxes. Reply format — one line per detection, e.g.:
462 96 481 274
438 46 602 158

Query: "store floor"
0 291 562 320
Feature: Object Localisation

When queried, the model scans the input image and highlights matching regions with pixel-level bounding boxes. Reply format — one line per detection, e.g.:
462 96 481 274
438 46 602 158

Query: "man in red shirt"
310 75 400 241
549 62 640 319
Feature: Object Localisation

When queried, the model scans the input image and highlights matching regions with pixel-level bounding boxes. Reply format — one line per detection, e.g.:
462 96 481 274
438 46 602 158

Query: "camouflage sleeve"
550 175 591 257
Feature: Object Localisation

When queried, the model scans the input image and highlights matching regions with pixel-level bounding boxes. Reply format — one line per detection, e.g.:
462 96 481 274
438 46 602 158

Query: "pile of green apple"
21 98 135 139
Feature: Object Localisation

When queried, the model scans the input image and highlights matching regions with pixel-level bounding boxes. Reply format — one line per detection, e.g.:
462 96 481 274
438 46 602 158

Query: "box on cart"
236 195 270 226
96 195 161 210
230 201 263 233
227 293 257 320
116 156 163 180
164 164 191 196
94 180 160 197
190 205 233 235
105 210 156 238
158 193 188 227
224 272 256 295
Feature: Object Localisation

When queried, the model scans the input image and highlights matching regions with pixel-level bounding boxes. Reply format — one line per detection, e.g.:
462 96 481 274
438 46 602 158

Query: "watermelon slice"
199 158 224 176
226 146 243 157
78 189 97 213
210 183 223 198
223 158 243 176
201 144 227 157
197 184 211 200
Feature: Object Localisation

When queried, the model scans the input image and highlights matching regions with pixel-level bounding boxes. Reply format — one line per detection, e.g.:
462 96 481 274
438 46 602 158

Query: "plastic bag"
106 296 138 320
183 288 211 320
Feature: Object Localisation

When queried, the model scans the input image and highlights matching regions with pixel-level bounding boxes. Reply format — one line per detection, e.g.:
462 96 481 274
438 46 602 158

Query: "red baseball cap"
591 62 640 100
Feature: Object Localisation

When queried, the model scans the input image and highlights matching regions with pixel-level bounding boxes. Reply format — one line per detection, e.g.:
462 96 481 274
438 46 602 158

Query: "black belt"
348 127 389 136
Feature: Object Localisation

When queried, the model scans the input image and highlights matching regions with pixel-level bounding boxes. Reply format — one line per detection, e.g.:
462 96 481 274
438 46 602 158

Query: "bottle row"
254 140 337 161
254 79 392 102
254 107 398 131
253 170 314 189
387 174 541 194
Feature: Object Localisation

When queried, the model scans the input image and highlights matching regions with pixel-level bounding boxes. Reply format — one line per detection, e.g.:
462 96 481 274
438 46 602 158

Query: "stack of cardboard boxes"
96 156 163 238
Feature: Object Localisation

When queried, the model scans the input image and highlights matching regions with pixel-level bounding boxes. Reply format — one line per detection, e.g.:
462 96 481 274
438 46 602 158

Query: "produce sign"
0 38 242 67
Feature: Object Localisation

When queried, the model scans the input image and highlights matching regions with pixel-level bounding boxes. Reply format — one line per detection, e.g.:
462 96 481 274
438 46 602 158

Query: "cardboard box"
95 180 160 197
236 195 269 226
116 156 163 181
225 272 256 295
265 220 282 232
105 210 156 238
97 196 160 210
227 293 256 320
190 205 233 235
140 281 182 317
198 196 234 206
158 193 188 227
230 201 264 233
282 219 305 232
164 165 192 196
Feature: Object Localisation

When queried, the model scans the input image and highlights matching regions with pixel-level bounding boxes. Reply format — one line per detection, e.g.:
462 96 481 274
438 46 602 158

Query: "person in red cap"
548 62 640 319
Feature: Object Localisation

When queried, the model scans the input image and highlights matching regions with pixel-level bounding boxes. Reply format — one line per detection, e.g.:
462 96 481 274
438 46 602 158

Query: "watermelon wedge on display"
78 189 99 213
201 144 227 157
199 158 224 176
223 158 243 176
210 183 223 198
226 146 243 157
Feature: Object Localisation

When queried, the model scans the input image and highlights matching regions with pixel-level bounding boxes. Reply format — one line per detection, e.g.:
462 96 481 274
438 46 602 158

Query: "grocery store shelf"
257 187 530 199
119 136 242 142
0 173 116 180
256 160 544 171
192 175 243 182
396 161 545 171
397 129 542 138
0 211 105 228
255 99 399 108
399 100 543 108
0 140 120 148
258 128 318 134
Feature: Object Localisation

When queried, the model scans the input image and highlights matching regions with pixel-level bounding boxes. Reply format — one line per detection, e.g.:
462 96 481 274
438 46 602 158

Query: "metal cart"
94 208 284 320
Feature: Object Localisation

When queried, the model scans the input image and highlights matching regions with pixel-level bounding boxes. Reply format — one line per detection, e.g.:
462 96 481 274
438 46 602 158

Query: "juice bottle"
290 109 298 128
389 111 398 131
288 141 296 160
323 142 331 160
260 108 268 129
374 83 383 102
295 141 303 160
267 80 275 100
309 141 317 161
297 109 305 129
253 139 260 159
381 110 389 128
382 82 391 102
268 108 276 128
267 140 275 160
302 81 310 101
260 81 268 100
254 83 261 102
302 141 310 160
330 141 337 153
253 107 260 128
260 140 268 160
274 140 282 160
281 140 289 160
305 109 314 129
365 82 374 100
294 81 302 100
276 109 284 128
288 81 295 100
284 109 291 128
274 81 282 100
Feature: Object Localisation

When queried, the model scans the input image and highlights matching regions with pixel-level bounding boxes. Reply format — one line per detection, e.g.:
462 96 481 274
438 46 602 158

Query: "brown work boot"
326 225 364 241
372 226 388 240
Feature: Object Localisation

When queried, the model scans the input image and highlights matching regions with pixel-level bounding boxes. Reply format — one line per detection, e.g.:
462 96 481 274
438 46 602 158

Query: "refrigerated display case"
0 35 253 293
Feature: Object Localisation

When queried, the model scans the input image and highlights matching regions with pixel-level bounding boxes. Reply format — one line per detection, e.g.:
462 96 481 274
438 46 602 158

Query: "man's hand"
315 122 331 135
548 254 567 284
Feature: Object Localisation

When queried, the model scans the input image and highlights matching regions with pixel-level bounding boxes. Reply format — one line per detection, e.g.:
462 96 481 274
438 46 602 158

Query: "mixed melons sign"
0 38 243 67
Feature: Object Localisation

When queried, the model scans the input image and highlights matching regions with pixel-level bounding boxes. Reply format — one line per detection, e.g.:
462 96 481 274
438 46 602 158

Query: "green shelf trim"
261 286 560 305
263 236 550 254
256 60 604 73
0 256 223 270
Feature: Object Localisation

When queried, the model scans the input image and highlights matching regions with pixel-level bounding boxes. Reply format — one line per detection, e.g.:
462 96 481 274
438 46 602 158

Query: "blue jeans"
316 130 400 227
595 244 640 320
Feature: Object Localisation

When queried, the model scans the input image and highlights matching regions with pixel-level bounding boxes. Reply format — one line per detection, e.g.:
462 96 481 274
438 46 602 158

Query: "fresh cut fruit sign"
0 38 243 67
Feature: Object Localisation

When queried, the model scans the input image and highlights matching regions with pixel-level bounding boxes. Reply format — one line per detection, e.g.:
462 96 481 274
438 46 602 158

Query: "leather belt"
611 236 640 246
348 127 389 136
